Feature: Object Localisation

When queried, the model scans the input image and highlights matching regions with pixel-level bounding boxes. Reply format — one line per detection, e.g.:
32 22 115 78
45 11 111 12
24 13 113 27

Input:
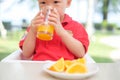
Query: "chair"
1 49 95 63
1 49 30 62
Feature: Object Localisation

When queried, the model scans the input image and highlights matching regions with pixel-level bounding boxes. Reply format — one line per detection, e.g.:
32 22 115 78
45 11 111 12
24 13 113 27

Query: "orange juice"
37 24 54 41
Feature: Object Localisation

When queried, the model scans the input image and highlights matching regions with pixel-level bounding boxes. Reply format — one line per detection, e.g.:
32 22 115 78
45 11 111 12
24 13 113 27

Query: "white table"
0 61 120 80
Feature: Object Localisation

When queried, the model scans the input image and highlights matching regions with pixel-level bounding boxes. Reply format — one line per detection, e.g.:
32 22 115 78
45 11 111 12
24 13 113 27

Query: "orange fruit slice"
48 57 65 72
65 63 87 74
76 58 86 64
64 60 73 70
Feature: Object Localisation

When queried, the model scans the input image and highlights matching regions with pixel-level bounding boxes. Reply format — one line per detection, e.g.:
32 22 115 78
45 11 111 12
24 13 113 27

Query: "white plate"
43 62 99 80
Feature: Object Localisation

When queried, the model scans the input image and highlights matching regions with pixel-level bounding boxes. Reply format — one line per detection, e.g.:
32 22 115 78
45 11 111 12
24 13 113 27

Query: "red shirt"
19 14 89 61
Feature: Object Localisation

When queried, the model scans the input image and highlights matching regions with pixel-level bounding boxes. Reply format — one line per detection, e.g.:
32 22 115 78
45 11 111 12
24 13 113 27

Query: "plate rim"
43 62 99 79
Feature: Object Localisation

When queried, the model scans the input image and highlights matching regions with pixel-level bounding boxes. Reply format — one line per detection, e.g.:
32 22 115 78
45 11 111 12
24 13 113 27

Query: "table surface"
0 61 120 80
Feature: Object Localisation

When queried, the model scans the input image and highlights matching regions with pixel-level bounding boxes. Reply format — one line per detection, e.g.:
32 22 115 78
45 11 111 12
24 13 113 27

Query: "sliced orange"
74 58 86 64
48 57 65 72
65 63 87 74
64 60 73 70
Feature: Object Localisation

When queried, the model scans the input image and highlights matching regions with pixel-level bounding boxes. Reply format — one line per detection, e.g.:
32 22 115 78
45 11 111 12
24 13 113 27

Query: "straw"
45 7 51 24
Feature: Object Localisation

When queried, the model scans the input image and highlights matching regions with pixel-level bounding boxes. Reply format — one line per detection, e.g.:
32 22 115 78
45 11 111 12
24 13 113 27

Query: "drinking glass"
37 7 54 41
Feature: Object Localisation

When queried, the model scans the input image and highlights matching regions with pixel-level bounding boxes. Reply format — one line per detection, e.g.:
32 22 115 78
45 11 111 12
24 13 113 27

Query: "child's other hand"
30 11 44 34
48 8 65 36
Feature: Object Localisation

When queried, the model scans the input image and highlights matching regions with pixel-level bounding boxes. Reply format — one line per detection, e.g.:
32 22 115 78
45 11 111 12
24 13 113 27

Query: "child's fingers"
48 8 61 25
34 14 44 21
48 16 58 24
33 19 44 25
31 15 44 28
34 15 44 21
52 8 59 16
31 11 45 27
31 19 44 27
35 10 43 17
49 13 58 20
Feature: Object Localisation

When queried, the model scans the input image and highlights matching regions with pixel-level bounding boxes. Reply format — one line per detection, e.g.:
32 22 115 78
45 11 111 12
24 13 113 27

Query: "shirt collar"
62 14 72 26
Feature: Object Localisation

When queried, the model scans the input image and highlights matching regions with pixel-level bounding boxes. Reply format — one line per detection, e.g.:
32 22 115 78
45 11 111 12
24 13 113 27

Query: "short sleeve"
73 23 89 53
19 27 30 49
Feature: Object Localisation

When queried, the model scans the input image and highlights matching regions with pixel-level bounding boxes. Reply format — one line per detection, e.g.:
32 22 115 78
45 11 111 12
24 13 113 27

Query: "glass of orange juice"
37 7 54 41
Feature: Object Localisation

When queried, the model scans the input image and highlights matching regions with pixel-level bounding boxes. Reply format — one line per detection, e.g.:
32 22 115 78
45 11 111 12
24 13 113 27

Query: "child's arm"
59 29 85 57
53 23 85 57
54 24 85 58
22 29 36 58
48 9 86 58
22 12 44 58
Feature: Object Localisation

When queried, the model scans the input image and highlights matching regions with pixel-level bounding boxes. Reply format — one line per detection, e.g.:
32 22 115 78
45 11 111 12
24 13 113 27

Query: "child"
19 0 89 61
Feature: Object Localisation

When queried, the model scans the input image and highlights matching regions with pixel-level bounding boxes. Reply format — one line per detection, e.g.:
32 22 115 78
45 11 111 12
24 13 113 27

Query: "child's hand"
48 8 65 36
30 11 44 34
